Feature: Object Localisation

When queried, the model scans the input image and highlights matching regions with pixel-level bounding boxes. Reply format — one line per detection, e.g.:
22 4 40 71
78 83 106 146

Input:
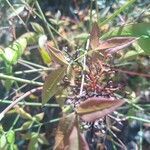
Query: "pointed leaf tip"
76 97 125 122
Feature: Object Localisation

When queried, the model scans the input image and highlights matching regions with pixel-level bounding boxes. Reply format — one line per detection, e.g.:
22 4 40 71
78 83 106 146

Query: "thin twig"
4 75 42 100
79 39 90 96
0 87 42 121
113 68 150 78
0 99 59 107
14 68 56 75
35 1 58 49
19 59 48 69
0 73 43 86
6 0 28 31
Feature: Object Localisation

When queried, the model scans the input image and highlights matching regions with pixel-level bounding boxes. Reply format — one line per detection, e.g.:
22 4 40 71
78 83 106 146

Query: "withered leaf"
42 67 66 105
54 113 76 150
68 124 89 150
46 43 69 66
90 22 101 50
76 97 125 122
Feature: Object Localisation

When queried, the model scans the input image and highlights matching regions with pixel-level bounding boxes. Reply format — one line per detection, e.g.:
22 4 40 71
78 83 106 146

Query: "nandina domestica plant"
41 22 137 149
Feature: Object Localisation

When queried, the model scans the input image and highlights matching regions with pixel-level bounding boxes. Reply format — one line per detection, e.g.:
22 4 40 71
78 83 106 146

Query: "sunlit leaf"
21 32 38 45
121 42 145 60
14 106 32 120
38 35 52 64
3 65 13 91
76 97 125 122
46 43 69 66
31 22 45 34
54 113 76 150
90 22 100 50
28 133 39 150
0 134 7 149
21 121 33 130
42 67 66 105
4 37 27 64
38 134 49 145
74 33 89 40
34 112 44 122
101 23 150 54
6 130 15 144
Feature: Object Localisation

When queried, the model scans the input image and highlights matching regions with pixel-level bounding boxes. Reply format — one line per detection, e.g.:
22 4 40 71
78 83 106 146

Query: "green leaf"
21 121 33 130
28 133 39 150
121 43 145 60
4 38 27 64
42 67 67 105
0 134 7 149
34 112 44 122
21 32 38 45
4 65 13 91
101 23 150 54
38 134 49 145
31 22 45 34
6 130 15 144
14 107 33 120
46 44 69 66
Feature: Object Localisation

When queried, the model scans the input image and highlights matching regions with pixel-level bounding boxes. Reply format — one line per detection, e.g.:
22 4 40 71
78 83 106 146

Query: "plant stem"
0 87 42 121
6 0 28 30
79 39 89 96
14 68 56 75
35 1 58 49
19 59 48 69
0 73 43 86
0 99 59 107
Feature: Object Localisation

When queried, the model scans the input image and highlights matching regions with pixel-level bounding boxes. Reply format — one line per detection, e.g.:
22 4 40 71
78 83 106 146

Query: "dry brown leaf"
54 113 76 150
90 22 101 50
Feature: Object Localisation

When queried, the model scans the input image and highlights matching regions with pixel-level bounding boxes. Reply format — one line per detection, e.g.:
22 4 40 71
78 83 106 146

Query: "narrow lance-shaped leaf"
31 22 45 34
38 35 52 65
76 97 125 122
104 37 137 54
46 43 69 66
90 22 100 50
101 23 150 54
54 113 76 150
68 119 89 150
42 67 66 105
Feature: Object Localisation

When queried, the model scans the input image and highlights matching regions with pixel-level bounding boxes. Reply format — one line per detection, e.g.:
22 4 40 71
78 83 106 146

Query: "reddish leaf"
54 113 76 150
68 125 89 150
76 97 125 122
99 37 136 54
90 22 101 50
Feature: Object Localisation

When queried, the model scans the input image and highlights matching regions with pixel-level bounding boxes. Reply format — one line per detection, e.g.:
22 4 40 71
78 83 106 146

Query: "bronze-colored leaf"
42 67 66 105
54 113 76 150
90 22 100 50
69 125 89 150
46 43 69 66
98 37 136 53
76 97 125 122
